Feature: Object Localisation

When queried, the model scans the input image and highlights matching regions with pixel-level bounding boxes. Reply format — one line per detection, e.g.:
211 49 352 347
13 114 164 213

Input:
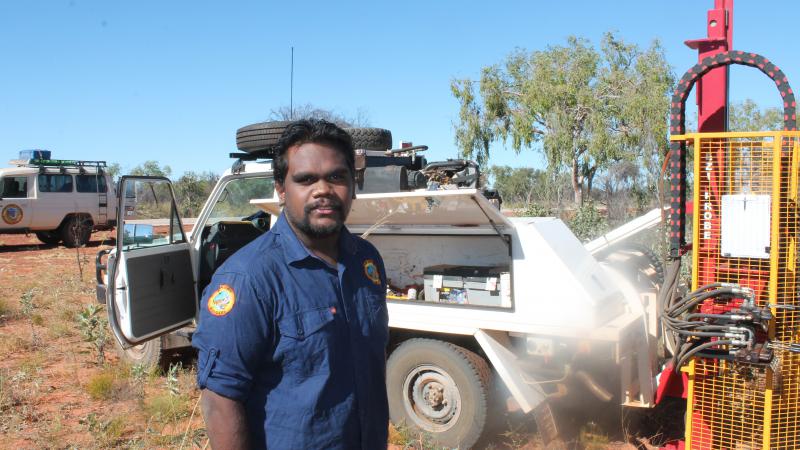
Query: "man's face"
276 142 354 240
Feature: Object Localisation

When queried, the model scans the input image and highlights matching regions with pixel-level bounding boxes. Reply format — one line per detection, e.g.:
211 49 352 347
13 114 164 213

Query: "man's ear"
275 182 286 206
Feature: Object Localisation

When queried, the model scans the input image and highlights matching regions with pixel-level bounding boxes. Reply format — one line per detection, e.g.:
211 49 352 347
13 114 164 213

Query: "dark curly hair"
273 119 355 185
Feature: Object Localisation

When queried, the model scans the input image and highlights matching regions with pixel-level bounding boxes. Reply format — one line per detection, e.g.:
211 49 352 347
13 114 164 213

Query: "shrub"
0 298 13 318
76 304 108 365
145 393 191 423
523 203 553 217
567 202 608 242
86 372 115 400
81 412 127 447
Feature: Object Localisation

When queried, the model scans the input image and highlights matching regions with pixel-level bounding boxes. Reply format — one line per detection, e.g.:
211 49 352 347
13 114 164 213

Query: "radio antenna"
290 47 294 119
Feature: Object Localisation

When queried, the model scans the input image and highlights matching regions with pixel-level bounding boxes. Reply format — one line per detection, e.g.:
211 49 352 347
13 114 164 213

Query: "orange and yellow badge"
363 259 381 286
1 204 23 225
207 284 236 316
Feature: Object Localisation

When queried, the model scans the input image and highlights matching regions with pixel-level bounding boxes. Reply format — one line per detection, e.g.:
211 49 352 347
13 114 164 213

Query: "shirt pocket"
277 307 336 377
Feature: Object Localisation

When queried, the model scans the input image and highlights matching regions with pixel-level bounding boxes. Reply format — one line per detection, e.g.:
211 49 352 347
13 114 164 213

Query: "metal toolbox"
423 265 511 307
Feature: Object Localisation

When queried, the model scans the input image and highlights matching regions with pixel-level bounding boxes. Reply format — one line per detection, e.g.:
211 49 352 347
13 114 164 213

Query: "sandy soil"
0 232 205 449
0 231 676 449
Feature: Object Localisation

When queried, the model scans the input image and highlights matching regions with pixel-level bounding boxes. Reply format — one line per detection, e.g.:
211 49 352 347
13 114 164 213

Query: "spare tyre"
236 121 292 153
346 127 392 151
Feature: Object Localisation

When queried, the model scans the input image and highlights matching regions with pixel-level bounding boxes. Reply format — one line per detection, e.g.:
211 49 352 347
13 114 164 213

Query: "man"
192 119 389 449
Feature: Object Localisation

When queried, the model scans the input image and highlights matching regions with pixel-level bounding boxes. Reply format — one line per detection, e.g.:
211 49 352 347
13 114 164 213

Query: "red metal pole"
655 0 735 428
674 2 733 449
685 0 734 132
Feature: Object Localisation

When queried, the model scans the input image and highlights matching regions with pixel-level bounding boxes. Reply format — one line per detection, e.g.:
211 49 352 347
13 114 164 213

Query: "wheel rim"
402 364 461 432
126 342 149 360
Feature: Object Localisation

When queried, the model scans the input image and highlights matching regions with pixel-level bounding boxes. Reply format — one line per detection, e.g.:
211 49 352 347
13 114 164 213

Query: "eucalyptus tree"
452 32 674 205
728 99 782 132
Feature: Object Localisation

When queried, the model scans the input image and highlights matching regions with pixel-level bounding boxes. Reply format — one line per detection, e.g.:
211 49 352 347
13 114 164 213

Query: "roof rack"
11 158 108 174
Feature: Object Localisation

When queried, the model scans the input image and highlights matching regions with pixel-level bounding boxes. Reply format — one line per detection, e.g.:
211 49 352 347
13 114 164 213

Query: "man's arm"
201 389 250 450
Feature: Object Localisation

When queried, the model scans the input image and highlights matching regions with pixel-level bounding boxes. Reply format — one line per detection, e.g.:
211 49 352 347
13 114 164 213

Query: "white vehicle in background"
0 150 121 247
96 123 665 449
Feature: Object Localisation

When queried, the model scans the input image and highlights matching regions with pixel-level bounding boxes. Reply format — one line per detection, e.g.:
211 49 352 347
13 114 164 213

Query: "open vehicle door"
107 176 196 348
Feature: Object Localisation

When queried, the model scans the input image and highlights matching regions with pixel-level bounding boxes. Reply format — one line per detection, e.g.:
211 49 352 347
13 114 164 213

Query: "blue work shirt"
192 213 389 449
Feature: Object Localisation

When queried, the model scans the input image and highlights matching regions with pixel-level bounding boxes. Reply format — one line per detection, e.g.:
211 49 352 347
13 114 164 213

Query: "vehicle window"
38 174 74 193
1 176 28 198
207 176 274 226
76 174 108 193
120 178 186 251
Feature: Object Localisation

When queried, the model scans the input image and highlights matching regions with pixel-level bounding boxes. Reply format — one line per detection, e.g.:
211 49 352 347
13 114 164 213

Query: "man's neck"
291 225 340 267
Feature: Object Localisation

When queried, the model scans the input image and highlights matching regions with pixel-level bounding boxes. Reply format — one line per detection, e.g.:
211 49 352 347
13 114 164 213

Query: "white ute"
97 129 663 449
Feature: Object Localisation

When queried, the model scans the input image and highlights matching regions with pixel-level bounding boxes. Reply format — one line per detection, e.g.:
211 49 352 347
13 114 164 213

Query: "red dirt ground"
0 231 673 449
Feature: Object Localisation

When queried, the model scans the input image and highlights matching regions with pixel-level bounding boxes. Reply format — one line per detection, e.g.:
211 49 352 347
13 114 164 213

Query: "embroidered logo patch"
1 204 23 225
207 284 236 316
363 259 381 286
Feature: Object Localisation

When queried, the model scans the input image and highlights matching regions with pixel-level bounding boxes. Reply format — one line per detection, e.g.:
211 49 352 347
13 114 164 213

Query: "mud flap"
473 329 546 412
533 401 561 445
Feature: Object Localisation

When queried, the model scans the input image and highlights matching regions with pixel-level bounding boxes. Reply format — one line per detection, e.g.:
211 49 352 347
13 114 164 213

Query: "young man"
193 119 389 449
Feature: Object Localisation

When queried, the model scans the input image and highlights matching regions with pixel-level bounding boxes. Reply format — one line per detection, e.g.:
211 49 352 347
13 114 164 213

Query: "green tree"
452 32 674 206
728 99 782 131
106 162 121 180
173 171 219 217
269 103 370 127
489 165 546 207
130 160 172 178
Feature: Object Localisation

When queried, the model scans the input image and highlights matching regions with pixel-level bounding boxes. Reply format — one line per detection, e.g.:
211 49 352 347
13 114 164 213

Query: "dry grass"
0 233 206 448
85 370 116 400
0 233 669 449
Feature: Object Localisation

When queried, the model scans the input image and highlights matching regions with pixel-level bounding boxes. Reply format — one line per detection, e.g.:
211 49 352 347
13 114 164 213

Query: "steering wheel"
242 210 271 233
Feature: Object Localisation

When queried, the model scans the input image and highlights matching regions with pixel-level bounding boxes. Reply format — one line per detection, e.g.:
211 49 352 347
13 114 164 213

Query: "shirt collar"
274 213 358 265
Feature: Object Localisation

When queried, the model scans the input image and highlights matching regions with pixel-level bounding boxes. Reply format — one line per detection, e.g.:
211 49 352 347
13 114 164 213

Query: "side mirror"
122 223 154 245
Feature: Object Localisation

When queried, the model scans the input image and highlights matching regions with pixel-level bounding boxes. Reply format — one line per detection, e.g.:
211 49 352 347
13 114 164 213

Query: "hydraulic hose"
667 287 739 316
676 340 735 369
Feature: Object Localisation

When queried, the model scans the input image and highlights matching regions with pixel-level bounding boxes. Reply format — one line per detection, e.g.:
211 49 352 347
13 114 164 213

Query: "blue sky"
1 0 797 177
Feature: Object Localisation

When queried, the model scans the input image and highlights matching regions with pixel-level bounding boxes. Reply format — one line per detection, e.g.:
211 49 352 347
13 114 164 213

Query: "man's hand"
201 389 250 449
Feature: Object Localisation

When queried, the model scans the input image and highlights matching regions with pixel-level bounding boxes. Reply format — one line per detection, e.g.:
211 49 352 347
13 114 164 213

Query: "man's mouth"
307 203 342 215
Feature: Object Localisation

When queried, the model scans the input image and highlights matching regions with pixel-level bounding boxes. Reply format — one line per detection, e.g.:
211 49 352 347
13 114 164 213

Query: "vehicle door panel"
125 244 195 339
108 175 197 347
0 174 33 229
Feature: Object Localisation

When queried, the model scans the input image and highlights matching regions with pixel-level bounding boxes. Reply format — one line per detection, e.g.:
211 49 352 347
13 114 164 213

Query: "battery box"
423 265 511 308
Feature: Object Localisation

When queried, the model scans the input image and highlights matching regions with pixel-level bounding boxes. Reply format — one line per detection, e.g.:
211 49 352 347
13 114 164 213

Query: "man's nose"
311 179 334 196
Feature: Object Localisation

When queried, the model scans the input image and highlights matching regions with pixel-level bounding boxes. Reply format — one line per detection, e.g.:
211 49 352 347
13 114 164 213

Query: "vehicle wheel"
35 230 61 246
61 215 92 248
346 127 393 150
387 338 490 449
114 336 165 369
236 120 292 153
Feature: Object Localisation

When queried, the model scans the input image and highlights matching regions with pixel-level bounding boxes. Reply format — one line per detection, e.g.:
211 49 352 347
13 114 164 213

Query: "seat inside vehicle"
198 220 266 293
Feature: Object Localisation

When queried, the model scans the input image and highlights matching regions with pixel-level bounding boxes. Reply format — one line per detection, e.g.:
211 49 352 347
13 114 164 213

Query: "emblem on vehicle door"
1 204 23 225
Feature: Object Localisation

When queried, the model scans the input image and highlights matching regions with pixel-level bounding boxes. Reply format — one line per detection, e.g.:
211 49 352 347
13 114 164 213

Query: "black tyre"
387 338 490 449
236 121 292 153
114 336 165 369
346 127 392 150
35 230 61 246
61 215 92 248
